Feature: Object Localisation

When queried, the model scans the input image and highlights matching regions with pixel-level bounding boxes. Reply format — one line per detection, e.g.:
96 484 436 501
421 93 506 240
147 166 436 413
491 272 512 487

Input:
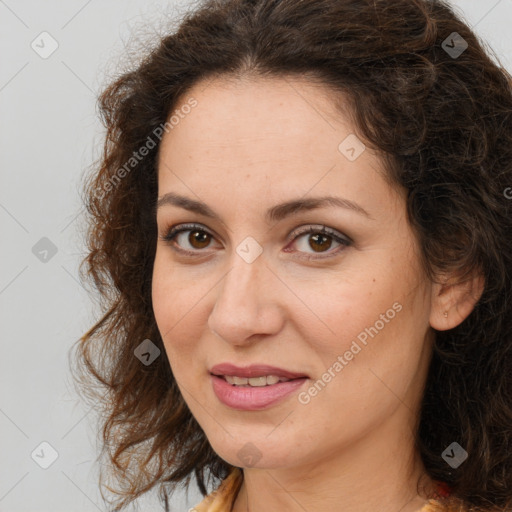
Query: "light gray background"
1 1 511 511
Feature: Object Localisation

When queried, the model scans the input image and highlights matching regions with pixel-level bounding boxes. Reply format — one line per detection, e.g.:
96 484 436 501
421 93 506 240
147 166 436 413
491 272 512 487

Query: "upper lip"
210 363 308 380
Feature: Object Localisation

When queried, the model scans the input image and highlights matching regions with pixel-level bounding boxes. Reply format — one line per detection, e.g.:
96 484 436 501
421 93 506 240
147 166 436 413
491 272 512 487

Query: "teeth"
224 375 289 386
233 376 248 385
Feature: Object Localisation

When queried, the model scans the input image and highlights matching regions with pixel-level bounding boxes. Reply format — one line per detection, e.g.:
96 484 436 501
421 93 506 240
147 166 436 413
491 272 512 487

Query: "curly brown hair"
71 0 512 510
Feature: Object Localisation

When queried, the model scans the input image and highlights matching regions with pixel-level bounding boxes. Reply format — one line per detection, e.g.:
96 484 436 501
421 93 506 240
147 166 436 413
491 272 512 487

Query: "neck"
231 407 436 512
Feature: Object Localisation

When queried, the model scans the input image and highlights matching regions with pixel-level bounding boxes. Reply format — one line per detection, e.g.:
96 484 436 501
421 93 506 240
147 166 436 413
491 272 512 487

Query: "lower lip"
211 375 308 411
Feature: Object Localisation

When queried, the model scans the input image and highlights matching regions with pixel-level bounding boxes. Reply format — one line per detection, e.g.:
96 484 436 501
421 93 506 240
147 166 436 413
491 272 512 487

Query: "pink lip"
211 374 308 410
209 363 309 411
210 363 308 380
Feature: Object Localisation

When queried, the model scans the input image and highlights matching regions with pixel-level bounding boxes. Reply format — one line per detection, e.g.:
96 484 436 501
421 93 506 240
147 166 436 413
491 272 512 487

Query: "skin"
152 75 483 512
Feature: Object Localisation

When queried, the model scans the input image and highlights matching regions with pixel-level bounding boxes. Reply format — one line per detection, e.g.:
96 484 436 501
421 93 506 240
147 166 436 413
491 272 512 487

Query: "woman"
73 0 512 511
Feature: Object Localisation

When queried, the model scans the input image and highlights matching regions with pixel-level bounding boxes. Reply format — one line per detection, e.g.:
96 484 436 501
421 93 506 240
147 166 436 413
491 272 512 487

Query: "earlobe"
429 270 485 331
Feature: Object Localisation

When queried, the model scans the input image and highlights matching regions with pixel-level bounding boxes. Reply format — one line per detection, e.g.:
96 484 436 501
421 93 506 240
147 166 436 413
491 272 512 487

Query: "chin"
206 432 302 470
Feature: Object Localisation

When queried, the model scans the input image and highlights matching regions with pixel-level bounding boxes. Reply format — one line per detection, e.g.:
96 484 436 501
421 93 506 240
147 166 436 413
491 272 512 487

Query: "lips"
210 364 309 410
210 363 309 380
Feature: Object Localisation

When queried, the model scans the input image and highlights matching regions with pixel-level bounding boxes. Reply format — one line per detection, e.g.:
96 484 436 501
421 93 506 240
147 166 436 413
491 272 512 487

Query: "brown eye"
285 225 352 261
160 223 351 261
307 233 333 253
161 225 215 252
187 229 211 249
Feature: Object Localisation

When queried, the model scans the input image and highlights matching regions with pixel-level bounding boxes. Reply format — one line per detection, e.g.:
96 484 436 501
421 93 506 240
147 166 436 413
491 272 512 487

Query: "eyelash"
158 223 352 261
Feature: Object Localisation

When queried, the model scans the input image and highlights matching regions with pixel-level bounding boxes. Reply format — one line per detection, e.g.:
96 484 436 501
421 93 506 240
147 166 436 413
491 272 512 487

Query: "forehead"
156 75 400 218
158 74 349 160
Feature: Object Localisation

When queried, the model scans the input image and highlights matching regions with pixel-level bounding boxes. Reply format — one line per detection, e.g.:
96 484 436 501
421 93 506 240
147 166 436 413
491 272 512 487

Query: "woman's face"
152 76 435 472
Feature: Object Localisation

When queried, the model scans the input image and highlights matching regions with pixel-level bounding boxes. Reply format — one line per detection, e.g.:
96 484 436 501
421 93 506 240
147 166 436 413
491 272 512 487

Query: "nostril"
210 327 221 338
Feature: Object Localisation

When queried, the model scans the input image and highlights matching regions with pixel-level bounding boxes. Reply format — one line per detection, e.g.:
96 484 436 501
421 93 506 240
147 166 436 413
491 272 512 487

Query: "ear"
430 268 485 331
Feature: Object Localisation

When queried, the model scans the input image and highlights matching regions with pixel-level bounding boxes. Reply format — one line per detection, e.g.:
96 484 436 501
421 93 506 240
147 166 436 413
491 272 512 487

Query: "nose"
207 251 284 346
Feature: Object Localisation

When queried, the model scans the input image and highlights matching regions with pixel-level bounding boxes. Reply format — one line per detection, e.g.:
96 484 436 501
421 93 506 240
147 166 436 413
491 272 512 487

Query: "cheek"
295 269 400 356
321 291 428 407
304 259 429 387
151 256 193 357
151 253 215 381
152 251 197 325
151 257 175 335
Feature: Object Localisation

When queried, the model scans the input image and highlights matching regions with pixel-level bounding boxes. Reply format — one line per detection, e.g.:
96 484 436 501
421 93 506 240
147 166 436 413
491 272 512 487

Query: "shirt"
192 467 467 512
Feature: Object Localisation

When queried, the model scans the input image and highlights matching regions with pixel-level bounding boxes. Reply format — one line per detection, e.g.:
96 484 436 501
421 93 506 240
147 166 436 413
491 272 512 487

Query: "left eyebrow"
156 192 374 223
